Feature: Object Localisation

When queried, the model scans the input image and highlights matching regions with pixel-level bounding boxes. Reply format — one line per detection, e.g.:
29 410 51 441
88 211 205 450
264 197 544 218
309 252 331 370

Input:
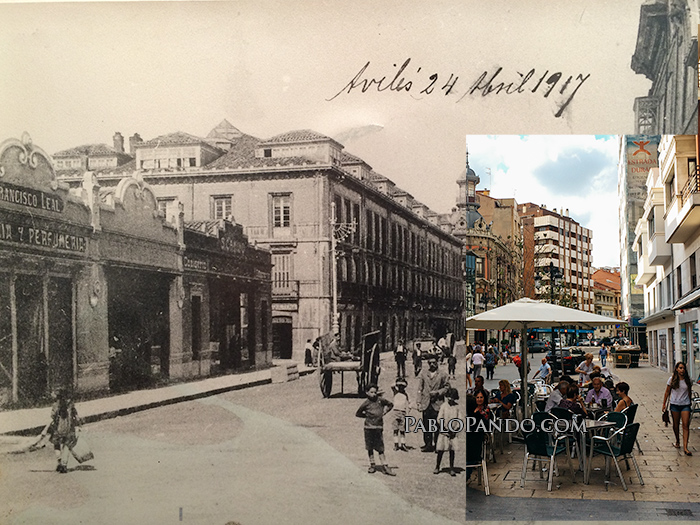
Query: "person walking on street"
465 346 473 389
394 339 407 379
471 347 484 380
417 358 451 452
304 339 313 367
412 342 423 377
356 384 396 475
662 362 694 456
484 348 496 380
40 388 81 473
599 343 608 368
437 335 448 363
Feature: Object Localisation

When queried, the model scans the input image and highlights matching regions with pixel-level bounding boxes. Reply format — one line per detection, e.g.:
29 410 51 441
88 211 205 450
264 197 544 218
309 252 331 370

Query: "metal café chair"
589 422 644 491
520 427 573 491
466 431 490 495
690 392 700 429
620 404 642 454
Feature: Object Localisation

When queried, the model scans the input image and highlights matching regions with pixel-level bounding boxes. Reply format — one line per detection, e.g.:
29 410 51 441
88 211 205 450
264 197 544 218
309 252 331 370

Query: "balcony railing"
681 166 700 206
272 280 299 300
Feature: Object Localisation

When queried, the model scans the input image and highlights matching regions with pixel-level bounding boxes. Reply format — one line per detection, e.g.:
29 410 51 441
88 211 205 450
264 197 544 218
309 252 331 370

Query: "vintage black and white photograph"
0 1 697 524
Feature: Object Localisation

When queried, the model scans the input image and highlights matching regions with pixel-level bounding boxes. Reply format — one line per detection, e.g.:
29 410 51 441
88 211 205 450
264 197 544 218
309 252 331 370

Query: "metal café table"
581 419 617 484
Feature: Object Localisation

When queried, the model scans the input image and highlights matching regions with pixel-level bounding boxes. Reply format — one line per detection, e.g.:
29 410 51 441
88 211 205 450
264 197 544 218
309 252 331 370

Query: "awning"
639 307 674 324
672 287 700 311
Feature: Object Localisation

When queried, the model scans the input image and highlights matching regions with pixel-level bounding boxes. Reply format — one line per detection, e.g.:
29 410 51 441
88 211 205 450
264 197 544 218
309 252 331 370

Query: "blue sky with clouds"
466 135 621 268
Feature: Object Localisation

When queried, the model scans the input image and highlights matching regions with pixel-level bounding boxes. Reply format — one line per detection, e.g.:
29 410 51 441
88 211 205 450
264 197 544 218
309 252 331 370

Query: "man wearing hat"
417 358 451 452
390 378 410 451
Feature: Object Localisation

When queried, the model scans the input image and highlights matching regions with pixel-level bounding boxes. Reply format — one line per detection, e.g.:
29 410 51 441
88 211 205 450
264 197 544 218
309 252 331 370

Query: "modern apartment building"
634 133 699 376
618 135 661 347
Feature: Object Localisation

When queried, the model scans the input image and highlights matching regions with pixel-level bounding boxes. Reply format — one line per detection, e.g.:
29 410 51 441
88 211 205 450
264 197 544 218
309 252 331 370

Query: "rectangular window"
189 158 197 167
475 258 484 278
212 195 232 220
264 149 272 158
273 194 291 228
691 253 697 290
157 198 177 222
677 266 683 300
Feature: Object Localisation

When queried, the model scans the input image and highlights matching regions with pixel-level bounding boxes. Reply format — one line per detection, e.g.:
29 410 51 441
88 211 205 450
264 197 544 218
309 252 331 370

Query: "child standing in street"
447 353 457 380
435 388 462 476
41 388 80 473
390 379 409 451
356 384 396 475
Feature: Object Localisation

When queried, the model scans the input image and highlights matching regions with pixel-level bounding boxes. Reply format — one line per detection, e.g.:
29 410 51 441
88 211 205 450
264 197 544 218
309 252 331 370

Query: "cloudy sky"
0 1 650 217
466 135 621 268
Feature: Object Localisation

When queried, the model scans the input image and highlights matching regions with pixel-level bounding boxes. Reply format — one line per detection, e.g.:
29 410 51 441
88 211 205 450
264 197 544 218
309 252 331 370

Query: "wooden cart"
318 331 381 398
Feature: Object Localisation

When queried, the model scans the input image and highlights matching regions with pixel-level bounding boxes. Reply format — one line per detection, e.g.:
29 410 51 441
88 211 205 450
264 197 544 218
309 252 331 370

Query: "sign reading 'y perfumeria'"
0 181 64 213
0 216 87 253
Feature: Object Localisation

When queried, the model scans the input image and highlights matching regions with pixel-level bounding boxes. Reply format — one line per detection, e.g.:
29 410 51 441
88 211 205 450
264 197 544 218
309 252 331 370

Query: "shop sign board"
0 213 87 253
0 181 64 213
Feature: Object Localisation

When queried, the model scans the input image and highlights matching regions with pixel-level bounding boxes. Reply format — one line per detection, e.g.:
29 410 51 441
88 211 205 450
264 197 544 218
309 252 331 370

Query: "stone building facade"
55 121 464 362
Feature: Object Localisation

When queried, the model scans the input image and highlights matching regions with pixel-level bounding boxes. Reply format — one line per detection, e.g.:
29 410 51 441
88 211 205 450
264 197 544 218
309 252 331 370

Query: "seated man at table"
545 380 569 412
559 384 588 416
584 377 613 409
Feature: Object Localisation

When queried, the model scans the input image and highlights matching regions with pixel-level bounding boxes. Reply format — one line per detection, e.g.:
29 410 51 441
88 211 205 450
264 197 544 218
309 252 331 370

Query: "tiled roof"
95 159 136 175
260 129 334 145
367 171 388 182
53 143 124 157
206 119 243 141
185 220 224 236
204 134 322 170
340 151 364 164
140 131 211 148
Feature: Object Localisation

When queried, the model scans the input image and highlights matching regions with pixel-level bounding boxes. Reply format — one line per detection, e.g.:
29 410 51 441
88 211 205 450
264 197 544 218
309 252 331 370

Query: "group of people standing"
356 339 462 478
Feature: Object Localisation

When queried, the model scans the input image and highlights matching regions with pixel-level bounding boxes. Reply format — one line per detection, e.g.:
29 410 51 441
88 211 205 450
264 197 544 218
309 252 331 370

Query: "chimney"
129 133 143 155
113 132 124 154
565 208 569 217
482 189 490 197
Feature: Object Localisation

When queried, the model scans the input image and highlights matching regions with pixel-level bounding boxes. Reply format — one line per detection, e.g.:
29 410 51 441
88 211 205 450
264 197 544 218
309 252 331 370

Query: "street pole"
330 201 339 335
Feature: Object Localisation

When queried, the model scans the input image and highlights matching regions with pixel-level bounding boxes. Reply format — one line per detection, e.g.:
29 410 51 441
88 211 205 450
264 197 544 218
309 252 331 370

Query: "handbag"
70 431 94 463
662 409 670 427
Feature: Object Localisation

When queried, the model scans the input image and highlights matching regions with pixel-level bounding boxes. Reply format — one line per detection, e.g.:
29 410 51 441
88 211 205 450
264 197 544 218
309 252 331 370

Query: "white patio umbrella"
465 298 627 416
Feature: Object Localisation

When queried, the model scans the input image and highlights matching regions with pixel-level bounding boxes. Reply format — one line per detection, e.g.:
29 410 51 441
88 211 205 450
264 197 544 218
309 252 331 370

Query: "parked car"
545 348 585 374
527 340 549 353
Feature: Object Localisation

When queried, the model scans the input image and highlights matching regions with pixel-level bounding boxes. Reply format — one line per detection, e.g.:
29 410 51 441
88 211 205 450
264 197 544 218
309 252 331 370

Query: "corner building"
56 122 464 363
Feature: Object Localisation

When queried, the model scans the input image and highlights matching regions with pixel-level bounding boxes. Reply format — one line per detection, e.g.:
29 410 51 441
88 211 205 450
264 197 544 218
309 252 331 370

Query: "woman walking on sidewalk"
662 362 694 456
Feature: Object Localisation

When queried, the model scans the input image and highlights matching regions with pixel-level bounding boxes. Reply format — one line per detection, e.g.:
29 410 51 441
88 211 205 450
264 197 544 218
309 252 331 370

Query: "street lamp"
330 201 356 335
535 262 564 378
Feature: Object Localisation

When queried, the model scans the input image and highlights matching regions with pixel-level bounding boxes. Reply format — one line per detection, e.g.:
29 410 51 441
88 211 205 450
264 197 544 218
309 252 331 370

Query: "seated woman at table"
584 377 614 409
493 379 517 418
558 384 588 416
575 353 595 385
473 390 492 424
614 382 634 412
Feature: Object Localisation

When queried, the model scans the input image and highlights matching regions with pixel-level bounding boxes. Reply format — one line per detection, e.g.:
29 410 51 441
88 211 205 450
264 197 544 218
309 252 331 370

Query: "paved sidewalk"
471 358 699 505
0 360 315 444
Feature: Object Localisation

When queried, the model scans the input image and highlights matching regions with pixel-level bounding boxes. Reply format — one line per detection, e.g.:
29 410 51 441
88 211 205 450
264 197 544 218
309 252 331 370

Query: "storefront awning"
640 307 674 324
672 287 700 311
